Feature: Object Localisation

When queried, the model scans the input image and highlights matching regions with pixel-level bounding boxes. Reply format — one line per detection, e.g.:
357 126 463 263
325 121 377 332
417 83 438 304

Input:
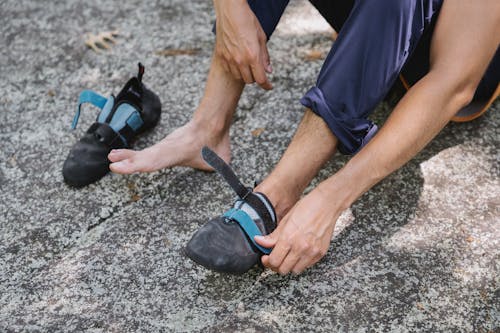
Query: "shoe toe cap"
62 137 111 187
185 217 260 274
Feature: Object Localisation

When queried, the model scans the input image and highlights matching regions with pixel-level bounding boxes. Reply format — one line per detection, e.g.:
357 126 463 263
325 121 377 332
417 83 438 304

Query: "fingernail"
266 64 272 73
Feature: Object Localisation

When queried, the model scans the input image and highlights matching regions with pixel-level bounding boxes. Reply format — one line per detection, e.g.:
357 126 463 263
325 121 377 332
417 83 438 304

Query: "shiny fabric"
221 0 498 154
246 0 443 154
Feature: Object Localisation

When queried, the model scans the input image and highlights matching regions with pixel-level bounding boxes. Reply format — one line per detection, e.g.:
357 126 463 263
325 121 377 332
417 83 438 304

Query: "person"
107 0 499 274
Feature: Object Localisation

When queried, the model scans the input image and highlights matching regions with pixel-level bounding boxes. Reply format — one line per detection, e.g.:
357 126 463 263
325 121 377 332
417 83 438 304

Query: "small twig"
155 48 201 57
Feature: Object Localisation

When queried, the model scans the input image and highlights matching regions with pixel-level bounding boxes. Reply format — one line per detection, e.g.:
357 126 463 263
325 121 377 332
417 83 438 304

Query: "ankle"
191 111 230 139
255 178 300 220
186 116 226 143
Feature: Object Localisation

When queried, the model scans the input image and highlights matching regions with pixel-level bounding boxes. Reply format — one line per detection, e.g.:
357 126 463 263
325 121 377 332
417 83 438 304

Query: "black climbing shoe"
63 63 161 187
185 147 277 274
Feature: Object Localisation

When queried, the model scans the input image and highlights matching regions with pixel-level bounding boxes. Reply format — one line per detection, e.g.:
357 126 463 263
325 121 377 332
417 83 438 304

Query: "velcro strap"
202 146 251 199
223 209 272 254
118 124 135 144
72 90 108 129
87 122 127 148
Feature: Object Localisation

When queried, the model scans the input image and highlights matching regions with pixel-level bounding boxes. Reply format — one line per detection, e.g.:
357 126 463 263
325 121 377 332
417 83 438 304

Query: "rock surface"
0 0 498 332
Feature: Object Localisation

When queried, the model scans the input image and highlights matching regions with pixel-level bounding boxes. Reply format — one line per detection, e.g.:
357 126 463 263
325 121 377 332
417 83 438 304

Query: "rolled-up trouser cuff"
300 86 378 155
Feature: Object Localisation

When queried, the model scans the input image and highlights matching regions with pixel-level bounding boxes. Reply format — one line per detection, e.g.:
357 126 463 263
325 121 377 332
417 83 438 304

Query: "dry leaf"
126 181 140 202
466 236 475 243
155 48 201 57
126 181 137 191
251 128 265 137
85 30 119 53
416 302 424 310
304 50 324 61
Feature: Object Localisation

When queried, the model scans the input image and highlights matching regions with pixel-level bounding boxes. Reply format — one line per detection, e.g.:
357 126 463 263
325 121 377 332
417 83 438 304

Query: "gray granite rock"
0 0 498 332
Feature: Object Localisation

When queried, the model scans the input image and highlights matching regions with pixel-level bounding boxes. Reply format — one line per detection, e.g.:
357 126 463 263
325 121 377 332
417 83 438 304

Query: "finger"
220 58 231 74
251 43 272 90
254 233 277 248
239 65 255 84
259 214 292 268
292 253 322 275
251 63 272 90
290 259 310 275
262 44 272 73
276 252 301 275
262 238 291 270
255 214 289 248
261 254 270 267
258 32 272 73
229 63 242 81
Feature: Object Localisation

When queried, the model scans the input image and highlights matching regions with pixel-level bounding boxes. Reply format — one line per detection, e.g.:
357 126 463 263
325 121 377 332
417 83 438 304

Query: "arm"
320 0 500 214
256 0 500 274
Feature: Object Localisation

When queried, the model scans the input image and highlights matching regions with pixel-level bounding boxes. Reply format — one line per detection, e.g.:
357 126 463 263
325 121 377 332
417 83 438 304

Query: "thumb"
254 231 277 248
255 211 290 247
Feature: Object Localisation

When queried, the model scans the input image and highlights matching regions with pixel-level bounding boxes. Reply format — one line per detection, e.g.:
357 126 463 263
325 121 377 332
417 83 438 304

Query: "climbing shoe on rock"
63 63 161 187
185 147 277 274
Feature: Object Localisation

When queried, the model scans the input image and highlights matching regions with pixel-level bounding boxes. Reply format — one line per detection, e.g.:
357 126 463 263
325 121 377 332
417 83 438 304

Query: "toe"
109 159 139 174
108 149 135 162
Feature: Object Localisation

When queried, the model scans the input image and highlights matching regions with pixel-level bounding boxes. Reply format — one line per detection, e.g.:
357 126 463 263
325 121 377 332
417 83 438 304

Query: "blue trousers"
235 0 499 154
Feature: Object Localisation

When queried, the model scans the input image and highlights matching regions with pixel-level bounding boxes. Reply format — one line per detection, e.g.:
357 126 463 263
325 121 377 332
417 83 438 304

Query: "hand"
213 0 273 90
255 185 341 275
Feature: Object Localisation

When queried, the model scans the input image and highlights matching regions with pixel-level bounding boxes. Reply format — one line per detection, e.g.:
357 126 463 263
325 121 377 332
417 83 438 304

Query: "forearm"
319 72 471 209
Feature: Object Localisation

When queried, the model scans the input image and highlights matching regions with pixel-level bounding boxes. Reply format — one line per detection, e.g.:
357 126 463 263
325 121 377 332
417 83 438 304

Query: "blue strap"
97 95 115 124
223 209 272 254
71 90 108 129
126 111 144 132
108 104 143 133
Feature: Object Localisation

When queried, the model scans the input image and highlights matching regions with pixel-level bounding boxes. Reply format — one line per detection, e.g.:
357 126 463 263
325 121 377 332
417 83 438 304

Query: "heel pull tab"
201 146 251 200
137 63 145 82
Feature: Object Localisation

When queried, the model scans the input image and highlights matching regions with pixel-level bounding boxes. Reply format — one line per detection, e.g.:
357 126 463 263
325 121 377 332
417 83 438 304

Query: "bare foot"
108 121 231 174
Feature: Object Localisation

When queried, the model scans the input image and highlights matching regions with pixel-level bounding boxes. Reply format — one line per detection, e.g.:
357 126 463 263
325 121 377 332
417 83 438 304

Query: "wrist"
315 176 352 213
319 153 382 211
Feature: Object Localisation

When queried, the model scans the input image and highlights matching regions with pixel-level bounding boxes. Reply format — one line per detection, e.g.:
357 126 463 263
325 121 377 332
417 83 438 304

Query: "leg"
257 0 442 218
331 0 500 205
255 109 338 219
109 0 290 174
301 0 443 155
257 0 500 274
400 8 500 123
108 53 242 173
308 0 353 33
